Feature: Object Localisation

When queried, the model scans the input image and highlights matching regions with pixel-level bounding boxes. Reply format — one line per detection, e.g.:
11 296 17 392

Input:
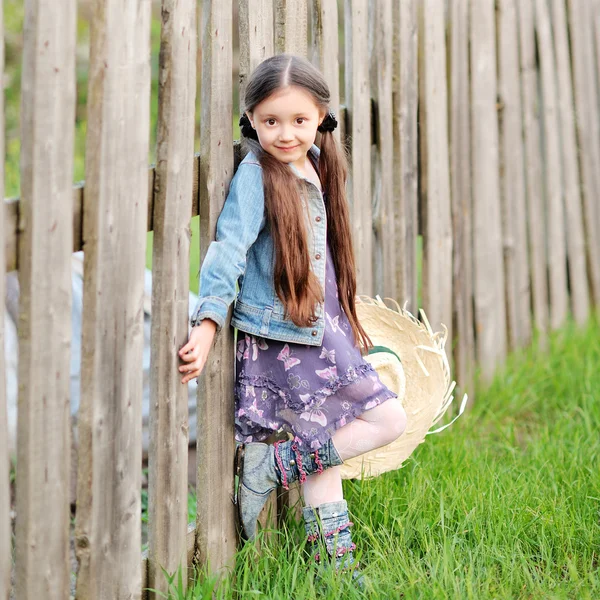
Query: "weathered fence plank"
449 0 475 400
393 0 418 311
0 5 9 598
370 0 394 298
568 0 600 307
239 0 274 109
276 0 308 56
517 0 548 342
470 0 507 380
345 0 372 295
196 0 237 575
421 0 452 337
551 0 590 325
74 1 151 597
15 1 76 598
535 0 569 331
147 0 197 596
498 0 532 350
311 0 341 143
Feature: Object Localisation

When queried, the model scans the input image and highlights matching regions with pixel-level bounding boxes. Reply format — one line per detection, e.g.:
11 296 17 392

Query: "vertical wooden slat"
535 0 569 331
393 0 418 310
568 0 600 307
275 0 308 56
147 0 197 596
75 1 151 597
370 0 393 297
345 0 372 295
498 0 532 349
15 0 76 598
0 4 9 598
551 0 590 326
449 0 475 401
420 0 452 336
239 0 274 110
517 0 548 342
196 0 236 575
311 0 341 144
470 0 507 381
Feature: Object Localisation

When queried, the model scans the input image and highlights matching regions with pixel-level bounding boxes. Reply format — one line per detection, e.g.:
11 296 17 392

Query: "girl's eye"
296 118 306 125
266 118 276 126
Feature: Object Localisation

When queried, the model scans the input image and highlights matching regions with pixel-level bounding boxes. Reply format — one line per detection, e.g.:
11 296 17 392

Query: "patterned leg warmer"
302 499 365 589
273 437 343 489
234 437 343 541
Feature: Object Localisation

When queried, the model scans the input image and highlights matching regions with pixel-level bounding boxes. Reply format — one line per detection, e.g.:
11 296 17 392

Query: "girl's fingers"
179 341 194 356
179 347 199 362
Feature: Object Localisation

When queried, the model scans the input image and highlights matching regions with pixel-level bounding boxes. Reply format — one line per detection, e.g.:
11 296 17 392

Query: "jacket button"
315 253 321 260
311 330 317 336
315 216 322 222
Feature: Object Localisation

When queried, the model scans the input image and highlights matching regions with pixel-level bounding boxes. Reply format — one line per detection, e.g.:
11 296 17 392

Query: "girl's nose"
278 126 294 141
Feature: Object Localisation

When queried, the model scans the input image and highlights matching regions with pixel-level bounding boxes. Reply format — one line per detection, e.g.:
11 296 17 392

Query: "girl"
178 54 407 586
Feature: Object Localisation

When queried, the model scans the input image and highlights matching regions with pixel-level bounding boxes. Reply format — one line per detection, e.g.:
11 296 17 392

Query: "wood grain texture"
421 0 452 337
15 1 76 598
551 0 590 325
517 0 548 343
147 0 197 596
345 0 372 295
370 0 394 298
195 0 237 577
0 4 9 597
498 0 532 349
449 0 475 402
239 0 274 111
275 0 308 56
535 0 569 331
311 0 340 143
470 0 507 381
74 1 151 597
392 0 418 311
568 0 600 307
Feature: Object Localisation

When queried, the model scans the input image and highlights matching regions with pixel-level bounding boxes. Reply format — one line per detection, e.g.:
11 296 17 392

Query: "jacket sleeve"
190 162 266 332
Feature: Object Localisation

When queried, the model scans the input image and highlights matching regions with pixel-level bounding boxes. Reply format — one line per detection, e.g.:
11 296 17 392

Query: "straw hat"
340 295 467 480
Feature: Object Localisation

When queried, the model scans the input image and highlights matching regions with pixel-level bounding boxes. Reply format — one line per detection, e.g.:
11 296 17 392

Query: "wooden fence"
2 0 600 597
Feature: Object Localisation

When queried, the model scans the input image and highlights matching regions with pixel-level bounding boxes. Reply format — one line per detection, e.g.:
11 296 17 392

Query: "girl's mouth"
276 145 299 152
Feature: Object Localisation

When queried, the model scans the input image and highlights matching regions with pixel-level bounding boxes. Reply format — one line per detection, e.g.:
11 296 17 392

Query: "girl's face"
248 85 326 171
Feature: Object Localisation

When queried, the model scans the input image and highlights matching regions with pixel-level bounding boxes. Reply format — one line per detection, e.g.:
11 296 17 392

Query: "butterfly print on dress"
277 343 302 371
326 312 347 336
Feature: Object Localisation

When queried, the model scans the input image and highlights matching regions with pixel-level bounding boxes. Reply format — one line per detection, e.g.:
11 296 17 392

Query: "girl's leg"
302 396 406 506
331 396 407 461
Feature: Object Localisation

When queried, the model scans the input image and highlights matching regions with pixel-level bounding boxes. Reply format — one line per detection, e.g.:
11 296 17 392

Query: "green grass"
156 315 600 599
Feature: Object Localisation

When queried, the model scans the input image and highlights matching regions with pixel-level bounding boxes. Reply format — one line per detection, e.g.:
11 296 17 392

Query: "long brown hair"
242 54 372 352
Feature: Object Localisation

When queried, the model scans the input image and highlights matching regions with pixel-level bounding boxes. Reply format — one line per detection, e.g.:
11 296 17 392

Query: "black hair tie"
239 113 259 141
318 110 338 133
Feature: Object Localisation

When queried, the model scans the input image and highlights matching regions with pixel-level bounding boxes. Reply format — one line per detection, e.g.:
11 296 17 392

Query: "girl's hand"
178 319 218 383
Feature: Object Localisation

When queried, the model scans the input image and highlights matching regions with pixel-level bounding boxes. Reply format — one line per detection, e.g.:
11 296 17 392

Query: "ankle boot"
302 500 365 589
234 437 343 540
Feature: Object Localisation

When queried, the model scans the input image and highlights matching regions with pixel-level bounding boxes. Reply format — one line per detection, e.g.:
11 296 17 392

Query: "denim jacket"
190 144 328 346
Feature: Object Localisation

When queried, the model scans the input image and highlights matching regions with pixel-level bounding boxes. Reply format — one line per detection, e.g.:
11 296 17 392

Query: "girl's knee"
383 397 407 441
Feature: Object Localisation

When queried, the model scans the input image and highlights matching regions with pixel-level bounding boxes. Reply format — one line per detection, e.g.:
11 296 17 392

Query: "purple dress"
234 242 398 451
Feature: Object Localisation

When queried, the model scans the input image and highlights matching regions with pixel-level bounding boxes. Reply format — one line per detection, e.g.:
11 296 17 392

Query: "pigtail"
319 131 373 352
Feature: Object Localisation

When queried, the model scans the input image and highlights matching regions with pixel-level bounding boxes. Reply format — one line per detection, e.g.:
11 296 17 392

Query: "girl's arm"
179 161 265 382
189 161 266 332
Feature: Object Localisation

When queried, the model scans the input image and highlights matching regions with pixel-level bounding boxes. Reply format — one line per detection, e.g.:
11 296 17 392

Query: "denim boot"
234 437 343 540
302 500 365 589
